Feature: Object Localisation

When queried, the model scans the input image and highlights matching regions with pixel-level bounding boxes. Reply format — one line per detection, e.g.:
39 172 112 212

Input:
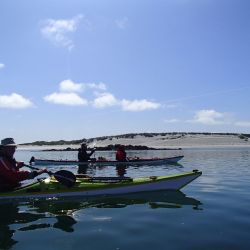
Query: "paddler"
0 138 47 191
115 145 127 161
78 143 96 162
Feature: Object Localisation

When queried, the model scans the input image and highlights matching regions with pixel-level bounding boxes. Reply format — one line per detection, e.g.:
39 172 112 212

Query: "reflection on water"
10 147 250 250
115 164 127 177
77 163 129 177
76 162 184 179
0 190 201 249
82 190 202 209
0 202 48 249
77 164 88 175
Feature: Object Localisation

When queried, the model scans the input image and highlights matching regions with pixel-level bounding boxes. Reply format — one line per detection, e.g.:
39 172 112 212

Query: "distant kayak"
0 170 201 200
30 155 184 166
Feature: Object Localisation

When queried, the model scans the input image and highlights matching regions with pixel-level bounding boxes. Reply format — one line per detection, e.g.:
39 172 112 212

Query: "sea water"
0 147 250 250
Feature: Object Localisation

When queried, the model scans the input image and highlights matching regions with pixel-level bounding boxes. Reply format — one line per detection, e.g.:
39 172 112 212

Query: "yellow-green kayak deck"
0 170 202 200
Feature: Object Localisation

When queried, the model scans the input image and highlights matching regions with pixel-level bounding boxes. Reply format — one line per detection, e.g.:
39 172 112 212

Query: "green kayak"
0 170 202 200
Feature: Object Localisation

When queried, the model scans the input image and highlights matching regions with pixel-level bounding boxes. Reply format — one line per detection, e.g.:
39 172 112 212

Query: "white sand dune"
18 133 250 150
93 134 250 148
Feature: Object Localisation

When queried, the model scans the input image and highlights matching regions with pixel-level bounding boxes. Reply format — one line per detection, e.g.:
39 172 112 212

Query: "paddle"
88 139 97 159
89 139 97 149
24 164 76 188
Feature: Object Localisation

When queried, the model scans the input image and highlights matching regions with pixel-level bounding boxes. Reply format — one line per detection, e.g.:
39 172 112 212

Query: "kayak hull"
32 155 184 166
0 170 201 200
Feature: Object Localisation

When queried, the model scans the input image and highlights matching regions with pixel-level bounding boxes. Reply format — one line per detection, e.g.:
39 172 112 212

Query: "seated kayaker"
116 145 127 162
78 143 96 162
0 138 48 191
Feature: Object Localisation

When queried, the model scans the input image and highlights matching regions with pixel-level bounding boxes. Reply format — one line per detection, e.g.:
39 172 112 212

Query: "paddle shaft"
24 164 39 171
25 162 131 182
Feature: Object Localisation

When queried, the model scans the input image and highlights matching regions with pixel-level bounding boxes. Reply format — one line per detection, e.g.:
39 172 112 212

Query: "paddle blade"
53 170 76 188
29 156 35 165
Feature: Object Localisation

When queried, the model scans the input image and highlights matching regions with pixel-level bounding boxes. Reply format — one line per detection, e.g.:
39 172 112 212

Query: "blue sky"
0 0 250 143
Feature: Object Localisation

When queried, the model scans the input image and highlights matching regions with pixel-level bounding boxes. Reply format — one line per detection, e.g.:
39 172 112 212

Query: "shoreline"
18 146 250 152
18 133 250 151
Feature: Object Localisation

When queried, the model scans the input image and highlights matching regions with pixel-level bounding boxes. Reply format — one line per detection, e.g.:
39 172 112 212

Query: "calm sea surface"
1 147 250 250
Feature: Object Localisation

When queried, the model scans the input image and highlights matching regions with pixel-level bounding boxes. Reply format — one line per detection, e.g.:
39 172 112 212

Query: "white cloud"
0 93 33 109
40 14 83 50
92 92 118 108
0 63 5 70
87 82 107 91
115 17 128 29
121 99 161 111
44 92 88 106
191 109 229 125
59 79 83 93
188 109 250 128
92 95 162 111
59 79 107 93
45 79 162 111
164 119 180 123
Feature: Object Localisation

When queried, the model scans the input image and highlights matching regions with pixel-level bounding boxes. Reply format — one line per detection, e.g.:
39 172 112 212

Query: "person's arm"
0 159 47 186
0 159 30 186
15 161 47 176
88 148 96 157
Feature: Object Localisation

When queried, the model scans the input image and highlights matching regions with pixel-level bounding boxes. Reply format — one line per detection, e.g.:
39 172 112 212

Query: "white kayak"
30 155 184 166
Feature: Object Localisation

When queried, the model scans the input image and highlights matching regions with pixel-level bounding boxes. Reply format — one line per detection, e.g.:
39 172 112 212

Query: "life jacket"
0 153 29 190
78 149 90 162
116 149 127 161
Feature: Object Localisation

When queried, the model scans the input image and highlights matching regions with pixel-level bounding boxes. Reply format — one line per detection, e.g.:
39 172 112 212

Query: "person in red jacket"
0 138 47 191
115 145 127 161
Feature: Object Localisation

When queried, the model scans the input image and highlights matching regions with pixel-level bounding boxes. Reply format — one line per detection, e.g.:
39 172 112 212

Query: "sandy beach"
18 133 250 150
